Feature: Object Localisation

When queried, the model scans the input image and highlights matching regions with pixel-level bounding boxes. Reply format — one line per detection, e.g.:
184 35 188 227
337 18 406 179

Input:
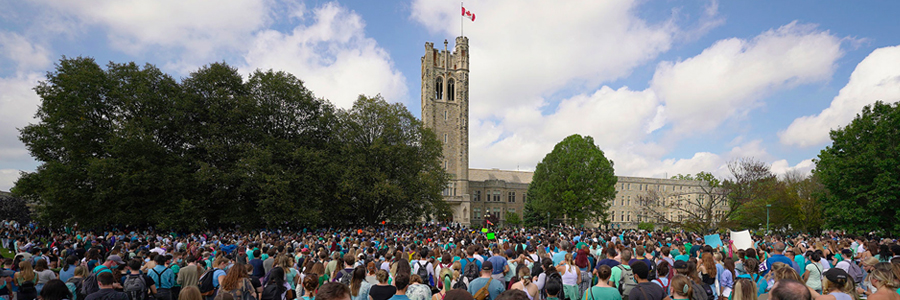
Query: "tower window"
435 77 443 100
444 110 448 121
447 79 455 101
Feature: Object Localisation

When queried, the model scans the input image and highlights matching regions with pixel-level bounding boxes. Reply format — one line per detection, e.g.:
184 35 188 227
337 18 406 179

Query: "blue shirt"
150 265 176 289
552 251 569 266
459 258 481 273
212 268 227 288
487 256 507 275
595 259 620 270
765 254 800 275
388 294 410 300
467 277 505 300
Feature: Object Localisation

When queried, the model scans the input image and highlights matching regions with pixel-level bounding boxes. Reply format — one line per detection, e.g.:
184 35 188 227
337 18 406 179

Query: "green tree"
334 95 450 225
814 101 900 235
0 192 31 224
505 212 522 226
525 134 616 225
17 58 443 229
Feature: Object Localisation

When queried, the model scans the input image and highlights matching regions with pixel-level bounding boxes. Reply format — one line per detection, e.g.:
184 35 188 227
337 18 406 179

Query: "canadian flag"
462 6 475 22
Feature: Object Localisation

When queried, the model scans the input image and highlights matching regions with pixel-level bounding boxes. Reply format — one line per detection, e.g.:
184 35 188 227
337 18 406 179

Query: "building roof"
469 168 534 184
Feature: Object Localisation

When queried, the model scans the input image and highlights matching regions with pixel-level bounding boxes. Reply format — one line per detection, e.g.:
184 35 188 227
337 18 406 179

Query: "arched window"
447 79 455 101
435 77 443 100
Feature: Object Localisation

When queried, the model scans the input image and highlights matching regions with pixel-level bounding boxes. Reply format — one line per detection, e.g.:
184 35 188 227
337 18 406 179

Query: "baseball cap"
673 260 688 269
106 255 126 265
481 260 493 270
825 268 849 283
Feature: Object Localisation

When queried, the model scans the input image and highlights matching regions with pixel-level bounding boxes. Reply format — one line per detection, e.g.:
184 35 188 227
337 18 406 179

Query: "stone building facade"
421 37 471 225
422 37 724 227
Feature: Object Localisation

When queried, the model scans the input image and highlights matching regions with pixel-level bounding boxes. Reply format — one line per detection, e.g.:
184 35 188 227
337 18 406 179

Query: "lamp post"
546 212 550 228
766 204 772 234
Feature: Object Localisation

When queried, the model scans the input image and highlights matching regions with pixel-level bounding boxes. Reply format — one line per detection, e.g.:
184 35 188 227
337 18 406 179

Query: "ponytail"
443 274 452 292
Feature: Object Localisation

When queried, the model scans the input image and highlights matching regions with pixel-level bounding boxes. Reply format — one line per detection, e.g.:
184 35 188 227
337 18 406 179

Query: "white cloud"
770 158 815 177
652 21 843 134
410 0 677 119
0 32 51 73
0 169 21 192
464 21 843 183
0 32 47 191
40 0 271 61
241 2 407 107
779 45 900 147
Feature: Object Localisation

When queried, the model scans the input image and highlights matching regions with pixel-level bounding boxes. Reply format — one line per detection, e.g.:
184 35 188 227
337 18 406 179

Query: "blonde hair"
517 267 532 286
671 275 693 299
869 262 899 290
74 266 88 277
732 278 758 300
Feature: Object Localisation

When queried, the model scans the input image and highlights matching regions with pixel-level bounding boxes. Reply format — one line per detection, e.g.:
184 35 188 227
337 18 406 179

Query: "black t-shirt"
369 285 397 300
628 282 665 300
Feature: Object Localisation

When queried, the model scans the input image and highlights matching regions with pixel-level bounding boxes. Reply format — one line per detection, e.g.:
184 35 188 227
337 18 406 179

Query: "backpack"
654 279 669 296
81 266 109 296
543 272 565 300
847 261 865 284
699 283 714 300
67 277 86 300
645 259 658 281
123 274 148 300
690 282 709 300
337 269 352 286
261 283 286 300
416 262 430 283
198 268 218 295
462 259 480 282
616 265 637 300
452 277 468 290
530 256 543 279
473 278 493 300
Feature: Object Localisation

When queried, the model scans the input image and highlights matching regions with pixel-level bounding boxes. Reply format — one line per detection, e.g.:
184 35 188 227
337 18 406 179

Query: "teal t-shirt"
583 286 621 300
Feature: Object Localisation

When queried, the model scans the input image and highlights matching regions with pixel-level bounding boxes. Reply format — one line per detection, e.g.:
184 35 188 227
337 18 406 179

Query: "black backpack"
452 277 468 290
260 284 286 300
530 257 543 279
198 268 218 295
416 262 430 282
462 258 479 282
542 272 565 300
645 259 658 281
81 266 109 296
123 274 148 300
338 269 352 286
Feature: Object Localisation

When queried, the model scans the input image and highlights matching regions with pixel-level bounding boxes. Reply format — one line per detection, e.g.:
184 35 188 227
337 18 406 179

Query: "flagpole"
461 2 464 37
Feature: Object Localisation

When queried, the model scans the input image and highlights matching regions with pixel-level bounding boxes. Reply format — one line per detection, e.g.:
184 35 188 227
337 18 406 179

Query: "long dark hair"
879 245 892 262
395 259 411 277
63 255 77 272
266 267 285 287
40 279 72 300
723 257 736 281
350 266 366 296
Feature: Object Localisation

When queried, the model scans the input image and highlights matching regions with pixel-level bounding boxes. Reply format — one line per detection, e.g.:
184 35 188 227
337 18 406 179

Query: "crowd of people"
1 220 900 300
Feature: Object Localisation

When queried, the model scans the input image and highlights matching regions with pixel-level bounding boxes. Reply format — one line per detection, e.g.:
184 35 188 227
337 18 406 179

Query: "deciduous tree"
525 134 616 225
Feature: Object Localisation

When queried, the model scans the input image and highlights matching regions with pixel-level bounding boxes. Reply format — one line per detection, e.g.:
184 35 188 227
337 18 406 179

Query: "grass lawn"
0 248 13 259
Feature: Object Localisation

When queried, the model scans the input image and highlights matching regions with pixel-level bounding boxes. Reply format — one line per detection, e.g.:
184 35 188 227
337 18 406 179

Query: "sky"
2 0 900 192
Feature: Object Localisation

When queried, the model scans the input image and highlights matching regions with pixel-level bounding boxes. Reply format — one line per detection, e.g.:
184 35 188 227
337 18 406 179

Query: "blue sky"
2 0 900 191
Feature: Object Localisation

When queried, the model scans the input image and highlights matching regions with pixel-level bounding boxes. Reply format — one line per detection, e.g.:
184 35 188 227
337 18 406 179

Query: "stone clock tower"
421 37 470 225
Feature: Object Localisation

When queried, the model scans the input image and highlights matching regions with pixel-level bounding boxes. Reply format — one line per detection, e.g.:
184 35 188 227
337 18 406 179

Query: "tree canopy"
13 57 448 230
524 134 616 226
814 101 900 235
